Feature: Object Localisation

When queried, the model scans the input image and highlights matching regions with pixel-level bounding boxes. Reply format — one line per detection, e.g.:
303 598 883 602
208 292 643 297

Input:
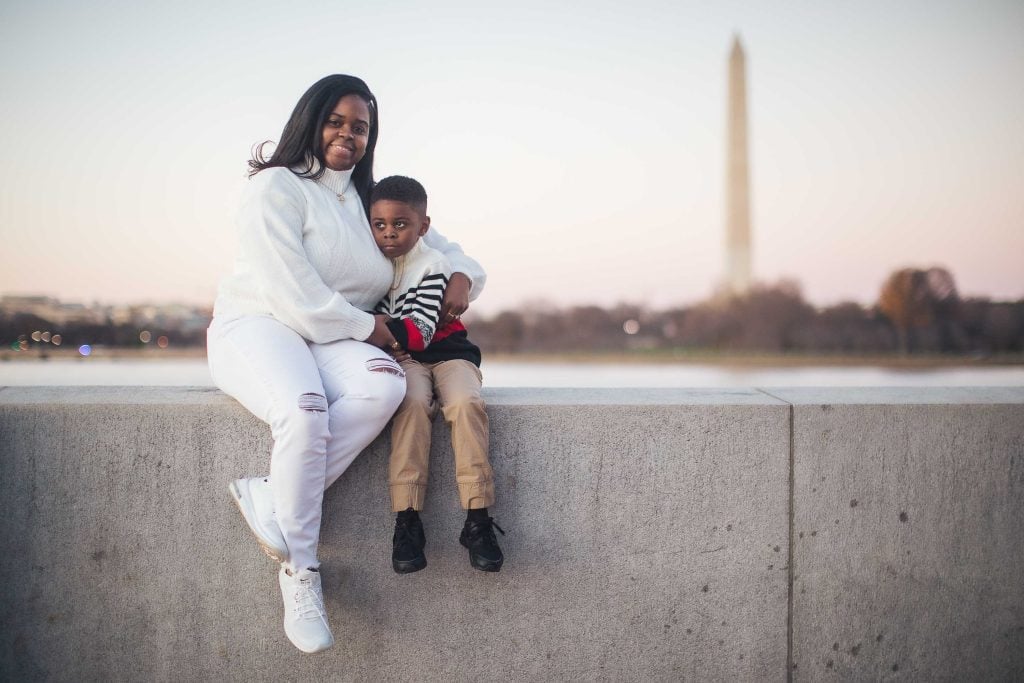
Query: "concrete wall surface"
767 387 1024 682
0 386 1021 682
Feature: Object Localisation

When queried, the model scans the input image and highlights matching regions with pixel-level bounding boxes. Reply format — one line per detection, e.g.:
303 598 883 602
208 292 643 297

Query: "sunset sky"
1 0 1021 315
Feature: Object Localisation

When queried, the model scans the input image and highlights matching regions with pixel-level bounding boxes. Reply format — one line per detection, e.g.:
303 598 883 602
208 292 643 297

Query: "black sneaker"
459 516 505 572
392 508 426 574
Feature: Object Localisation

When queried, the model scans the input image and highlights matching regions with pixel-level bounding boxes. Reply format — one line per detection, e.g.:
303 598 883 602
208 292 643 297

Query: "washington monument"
725 35 752 294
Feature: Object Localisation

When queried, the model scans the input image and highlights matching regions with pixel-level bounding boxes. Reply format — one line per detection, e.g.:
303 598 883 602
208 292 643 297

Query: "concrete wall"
0 386 1021 682
770 388 1024 681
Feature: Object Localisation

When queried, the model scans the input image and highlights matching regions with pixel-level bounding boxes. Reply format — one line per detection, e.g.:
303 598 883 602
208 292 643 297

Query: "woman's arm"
421 226 485 320
236 171 376 344
420 227 486 301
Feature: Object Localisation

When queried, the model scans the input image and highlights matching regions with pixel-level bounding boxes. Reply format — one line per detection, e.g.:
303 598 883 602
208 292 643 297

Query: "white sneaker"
228 477 288 563
279 567 334 653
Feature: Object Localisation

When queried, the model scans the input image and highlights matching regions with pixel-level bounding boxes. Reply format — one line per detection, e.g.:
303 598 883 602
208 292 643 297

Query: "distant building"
725 35 752 295
1 294 211 332
0 295 102 325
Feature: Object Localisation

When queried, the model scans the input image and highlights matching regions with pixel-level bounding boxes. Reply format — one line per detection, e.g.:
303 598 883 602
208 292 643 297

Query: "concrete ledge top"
1 385 1021 406
482 387 787 405
0 385 230 406
0 385 785 406
762 386 1024 405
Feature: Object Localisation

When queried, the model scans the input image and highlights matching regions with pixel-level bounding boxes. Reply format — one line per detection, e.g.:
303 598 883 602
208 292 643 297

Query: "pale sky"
1 0 1022 314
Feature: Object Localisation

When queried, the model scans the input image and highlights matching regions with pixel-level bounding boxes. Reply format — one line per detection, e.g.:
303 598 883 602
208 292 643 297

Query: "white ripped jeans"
207 315 406 572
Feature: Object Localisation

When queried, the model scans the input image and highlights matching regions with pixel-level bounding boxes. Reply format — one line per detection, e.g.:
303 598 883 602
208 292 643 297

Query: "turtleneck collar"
315 165 356 196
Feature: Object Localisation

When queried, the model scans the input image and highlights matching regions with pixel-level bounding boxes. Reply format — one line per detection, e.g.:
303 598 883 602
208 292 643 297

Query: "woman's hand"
366 314 399 349
441 272 471 324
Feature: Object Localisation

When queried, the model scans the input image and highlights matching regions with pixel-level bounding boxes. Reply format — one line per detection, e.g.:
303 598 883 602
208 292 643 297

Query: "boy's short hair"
370 175 428 212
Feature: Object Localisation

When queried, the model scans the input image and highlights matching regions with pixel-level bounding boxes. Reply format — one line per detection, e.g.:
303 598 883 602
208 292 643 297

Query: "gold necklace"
335 177 352 203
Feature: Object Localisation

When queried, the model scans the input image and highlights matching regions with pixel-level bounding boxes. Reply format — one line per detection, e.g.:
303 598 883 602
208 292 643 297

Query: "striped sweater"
375 239 482 366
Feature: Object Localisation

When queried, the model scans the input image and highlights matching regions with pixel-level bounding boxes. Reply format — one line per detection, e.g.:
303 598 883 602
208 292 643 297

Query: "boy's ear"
419 215 430 236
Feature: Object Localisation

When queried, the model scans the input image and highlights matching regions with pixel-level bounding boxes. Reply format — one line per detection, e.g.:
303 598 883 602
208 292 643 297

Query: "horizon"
1 0 1022 315
4 266 1022 317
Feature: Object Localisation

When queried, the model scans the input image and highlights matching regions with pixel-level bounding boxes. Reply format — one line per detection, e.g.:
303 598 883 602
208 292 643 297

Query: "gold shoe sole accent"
228 481 288 564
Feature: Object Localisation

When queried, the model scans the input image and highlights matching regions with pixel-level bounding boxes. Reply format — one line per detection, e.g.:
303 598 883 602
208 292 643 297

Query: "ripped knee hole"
297 392 327 413
366 358 405 378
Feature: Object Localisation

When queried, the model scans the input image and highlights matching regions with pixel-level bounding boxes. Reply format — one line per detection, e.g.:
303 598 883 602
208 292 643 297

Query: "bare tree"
877 267 960 354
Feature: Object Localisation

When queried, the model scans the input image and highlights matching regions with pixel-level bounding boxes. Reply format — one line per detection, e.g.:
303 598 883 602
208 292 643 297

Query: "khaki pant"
389 359 495 511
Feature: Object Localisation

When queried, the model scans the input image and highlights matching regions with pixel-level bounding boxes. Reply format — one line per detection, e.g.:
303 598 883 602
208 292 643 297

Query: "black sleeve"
386 318 409 349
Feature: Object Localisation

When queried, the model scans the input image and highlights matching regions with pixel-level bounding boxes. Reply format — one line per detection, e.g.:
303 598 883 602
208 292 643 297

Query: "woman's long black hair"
249 74 379 217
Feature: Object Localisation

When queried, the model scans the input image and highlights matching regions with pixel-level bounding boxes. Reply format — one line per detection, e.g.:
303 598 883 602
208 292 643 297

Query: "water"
2 358 1022 387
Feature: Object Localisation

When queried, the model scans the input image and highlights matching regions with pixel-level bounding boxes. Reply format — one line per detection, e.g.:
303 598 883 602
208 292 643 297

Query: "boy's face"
370 200 430 258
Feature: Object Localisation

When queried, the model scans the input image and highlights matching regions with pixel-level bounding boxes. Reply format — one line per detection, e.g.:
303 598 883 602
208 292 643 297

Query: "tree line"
3 268 1022 355
470 268 1023 356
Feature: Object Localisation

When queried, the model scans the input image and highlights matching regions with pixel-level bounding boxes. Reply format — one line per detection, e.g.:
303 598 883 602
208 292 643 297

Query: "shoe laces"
291 576 327 622
468 517 505 542
394 524 415 545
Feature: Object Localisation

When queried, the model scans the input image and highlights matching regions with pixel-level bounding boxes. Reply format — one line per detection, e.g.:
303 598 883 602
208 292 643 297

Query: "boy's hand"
388 346 411 362
441 272 471 323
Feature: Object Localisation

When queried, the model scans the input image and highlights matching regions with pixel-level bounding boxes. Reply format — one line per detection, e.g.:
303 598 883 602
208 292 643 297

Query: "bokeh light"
41 331 51 342
156 336 169 349
139 330 152 343
31 331 41 341
51 334 62 346
78 344 92 356
623 320 640 335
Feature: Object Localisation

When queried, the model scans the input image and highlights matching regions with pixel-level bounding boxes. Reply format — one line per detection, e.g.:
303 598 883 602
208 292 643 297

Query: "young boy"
370 175 504 573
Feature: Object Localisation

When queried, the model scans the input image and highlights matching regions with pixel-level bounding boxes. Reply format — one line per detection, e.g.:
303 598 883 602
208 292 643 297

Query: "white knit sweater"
213 167 486 344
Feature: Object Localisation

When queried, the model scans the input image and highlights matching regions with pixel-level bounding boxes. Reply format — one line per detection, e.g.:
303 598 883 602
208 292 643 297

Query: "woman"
207 74 485 653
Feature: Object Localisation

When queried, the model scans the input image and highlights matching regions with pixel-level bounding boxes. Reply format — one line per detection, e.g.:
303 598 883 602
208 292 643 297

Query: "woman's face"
321 94 372 171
